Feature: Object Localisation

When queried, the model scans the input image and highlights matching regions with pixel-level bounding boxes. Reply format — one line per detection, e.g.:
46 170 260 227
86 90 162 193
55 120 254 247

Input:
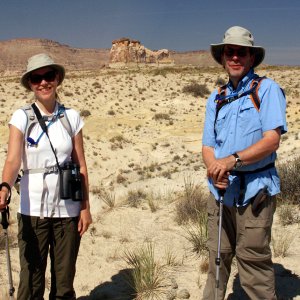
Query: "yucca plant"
123 243 166 299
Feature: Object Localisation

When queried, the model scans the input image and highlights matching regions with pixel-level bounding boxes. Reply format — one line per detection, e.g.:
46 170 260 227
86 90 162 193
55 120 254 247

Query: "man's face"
222 45 255 85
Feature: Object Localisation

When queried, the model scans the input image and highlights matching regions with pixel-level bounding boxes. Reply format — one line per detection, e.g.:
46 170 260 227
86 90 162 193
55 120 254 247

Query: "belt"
231 162 275 205
23 165 60 175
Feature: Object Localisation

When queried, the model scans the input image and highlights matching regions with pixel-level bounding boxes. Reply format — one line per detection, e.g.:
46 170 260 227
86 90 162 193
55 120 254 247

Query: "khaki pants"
202 194 277 300
17 214 81 300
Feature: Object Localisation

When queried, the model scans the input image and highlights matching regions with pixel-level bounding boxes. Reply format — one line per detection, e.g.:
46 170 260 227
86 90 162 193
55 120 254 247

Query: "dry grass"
272 229 295 257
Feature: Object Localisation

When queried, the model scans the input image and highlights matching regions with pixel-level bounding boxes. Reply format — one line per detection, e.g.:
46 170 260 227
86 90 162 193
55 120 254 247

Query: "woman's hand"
78 207 92 237
0 190 9 211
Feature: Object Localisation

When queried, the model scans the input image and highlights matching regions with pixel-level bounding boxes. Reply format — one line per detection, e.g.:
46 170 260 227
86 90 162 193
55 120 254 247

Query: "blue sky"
0 0 299 65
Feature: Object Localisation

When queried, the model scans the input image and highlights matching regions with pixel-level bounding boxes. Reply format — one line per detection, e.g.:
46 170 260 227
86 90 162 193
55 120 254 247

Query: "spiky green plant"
123 243 166 299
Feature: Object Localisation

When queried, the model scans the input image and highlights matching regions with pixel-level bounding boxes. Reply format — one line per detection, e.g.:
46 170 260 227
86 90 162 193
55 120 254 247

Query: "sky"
0 0 300 65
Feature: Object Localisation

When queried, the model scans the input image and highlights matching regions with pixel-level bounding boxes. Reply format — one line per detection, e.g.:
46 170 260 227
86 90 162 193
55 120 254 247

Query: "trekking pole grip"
218 189 225 198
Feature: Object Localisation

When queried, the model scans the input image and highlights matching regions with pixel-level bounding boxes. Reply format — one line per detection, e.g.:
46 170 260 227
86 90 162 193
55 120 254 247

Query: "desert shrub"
182 82 210 98
175 177 208 225
98 189 116 209
277 156 300 204
277 204 299 226
127 189 147 208
271 229 294 257
64 91 74 97
80 109 91 117
116 174 127 184
215 77 227 86
109 135 128 144
146 193 160 213
184 211 208 256
107 109 115 115
109 135 129 150
123 243 166 299
153 113 171 121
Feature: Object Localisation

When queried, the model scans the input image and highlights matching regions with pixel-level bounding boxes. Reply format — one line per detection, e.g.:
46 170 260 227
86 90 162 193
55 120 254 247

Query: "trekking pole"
215 189 225 300
0 183 15 299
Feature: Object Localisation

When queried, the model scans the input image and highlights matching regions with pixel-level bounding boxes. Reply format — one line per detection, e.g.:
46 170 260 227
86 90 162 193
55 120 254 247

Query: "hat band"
223 37 254 47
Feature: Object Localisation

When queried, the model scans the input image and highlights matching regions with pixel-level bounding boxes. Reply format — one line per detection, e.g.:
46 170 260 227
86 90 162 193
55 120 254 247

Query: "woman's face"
28 67 59 102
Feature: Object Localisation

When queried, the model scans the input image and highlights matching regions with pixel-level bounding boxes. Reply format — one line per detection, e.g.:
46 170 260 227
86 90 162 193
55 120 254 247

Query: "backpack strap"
213 77 265 135
57 103 72 137
249 76 266 111
21 103 72 141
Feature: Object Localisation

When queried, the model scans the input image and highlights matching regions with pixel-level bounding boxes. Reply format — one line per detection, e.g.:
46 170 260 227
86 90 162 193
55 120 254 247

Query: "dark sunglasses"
29 70 57 84
224 47 250 58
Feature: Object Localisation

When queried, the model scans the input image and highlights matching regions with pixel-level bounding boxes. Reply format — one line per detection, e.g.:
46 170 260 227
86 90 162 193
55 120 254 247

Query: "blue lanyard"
214 84 258 109
27 107 64 147
215 76 258 105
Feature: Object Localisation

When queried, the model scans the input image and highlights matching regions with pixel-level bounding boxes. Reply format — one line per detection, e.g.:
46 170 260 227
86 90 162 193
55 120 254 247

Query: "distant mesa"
109 37 173 65
0 37 216 74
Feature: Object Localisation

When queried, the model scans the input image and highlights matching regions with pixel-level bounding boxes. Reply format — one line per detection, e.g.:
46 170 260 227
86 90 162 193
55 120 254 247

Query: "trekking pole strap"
0 182 12 230
0 182 11 204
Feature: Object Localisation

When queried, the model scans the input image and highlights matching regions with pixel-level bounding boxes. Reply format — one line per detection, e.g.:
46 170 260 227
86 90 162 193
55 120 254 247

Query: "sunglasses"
29 70 57 84
224 47 250 58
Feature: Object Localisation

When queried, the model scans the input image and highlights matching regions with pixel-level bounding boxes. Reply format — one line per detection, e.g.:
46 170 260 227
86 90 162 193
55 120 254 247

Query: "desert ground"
0 65 300 299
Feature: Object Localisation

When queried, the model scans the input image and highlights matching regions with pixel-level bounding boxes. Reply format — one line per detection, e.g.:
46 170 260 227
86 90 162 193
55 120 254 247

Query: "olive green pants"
17 214 81 300
202 194 277 300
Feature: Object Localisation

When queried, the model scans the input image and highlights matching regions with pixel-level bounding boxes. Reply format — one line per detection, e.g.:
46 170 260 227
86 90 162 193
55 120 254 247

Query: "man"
202 26 287 299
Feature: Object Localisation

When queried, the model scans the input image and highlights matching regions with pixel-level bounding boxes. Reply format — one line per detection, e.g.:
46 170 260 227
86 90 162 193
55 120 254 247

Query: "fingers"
78 211 92 237
78 221 89 237
0 192 8 210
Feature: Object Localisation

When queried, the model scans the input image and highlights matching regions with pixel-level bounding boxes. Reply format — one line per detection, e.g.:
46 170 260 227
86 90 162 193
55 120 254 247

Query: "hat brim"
210 43 265 68
21 64 65 91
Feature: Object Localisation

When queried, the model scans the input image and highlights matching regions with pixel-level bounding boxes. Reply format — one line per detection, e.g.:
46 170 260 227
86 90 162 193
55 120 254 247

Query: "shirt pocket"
215 108 228 135
238 102 261 135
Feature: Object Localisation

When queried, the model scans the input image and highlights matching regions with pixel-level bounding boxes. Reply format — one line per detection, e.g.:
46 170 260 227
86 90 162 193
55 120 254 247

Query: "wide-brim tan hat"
21 53 65 90
210 26 265 68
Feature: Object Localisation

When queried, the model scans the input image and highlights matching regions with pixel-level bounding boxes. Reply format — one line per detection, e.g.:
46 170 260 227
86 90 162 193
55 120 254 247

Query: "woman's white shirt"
9 102 84 218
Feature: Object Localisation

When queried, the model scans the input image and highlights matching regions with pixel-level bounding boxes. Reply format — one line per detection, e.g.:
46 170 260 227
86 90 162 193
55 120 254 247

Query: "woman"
0 53 92 299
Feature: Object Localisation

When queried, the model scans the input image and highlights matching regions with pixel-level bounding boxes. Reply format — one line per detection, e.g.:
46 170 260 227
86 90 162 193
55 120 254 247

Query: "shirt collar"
228 68 256 92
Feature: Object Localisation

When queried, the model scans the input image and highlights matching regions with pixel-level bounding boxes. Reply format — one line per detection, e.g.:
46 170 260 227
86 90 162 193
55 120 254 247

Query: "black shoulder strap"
31 103 47 133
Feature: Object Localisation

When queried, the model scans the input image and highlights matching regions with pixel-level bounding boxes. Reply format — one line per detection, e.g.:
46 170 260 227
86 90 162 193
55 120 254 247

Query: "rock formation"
110 38 172 64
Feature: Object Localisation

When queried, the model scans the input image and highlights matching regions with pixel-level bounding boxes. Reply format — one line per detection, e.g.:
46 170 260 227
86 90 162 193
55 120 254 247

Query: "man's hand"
206 156 235 184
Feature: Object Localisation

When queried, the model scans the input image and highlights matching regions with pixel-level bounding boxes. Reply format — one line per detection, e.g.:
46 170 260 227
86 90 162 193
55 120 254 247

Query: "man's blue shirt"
202 69 287 207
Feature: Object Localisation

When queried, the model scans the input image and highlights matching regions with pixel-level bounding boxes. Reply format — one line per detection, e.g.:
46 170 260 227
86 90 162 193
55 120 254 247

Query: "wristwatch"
233 153 243 169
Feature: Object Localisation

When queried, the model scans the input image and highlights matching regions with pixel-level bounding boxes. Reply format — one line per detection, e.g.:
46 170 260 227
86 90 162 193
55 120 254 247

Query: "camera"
60 162 83 201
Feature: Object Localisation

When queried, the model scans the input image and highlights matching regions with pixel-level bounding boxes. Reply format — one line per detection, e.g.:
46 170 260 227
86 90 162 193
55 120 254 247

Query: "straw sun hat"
21 53 65 90
210 26 265 68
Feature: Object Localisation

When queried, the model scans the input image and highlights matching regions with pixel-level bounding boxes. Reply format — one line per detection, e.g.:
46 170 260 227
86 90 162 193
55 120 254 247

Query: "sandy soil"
0 65 300 299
